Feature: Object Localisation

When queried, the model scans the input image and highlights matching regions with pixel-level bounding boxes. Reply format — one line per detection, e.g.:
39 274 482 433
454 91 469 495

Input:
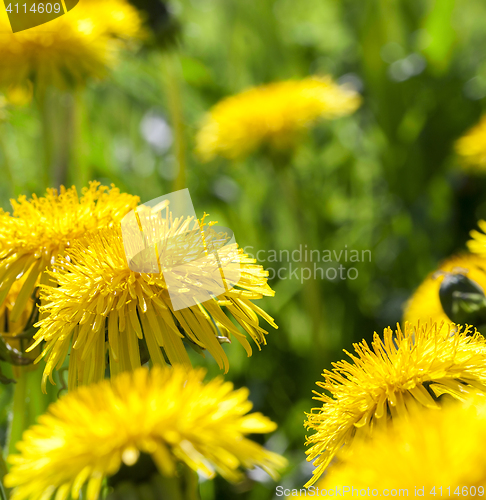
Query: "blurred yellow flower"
403 253 486 325
32 221 276 391
468 219 486 257
321 399 486 497
0 183 139 333
456 115 486 171
5 366 287 500
0 0 142 89
304 322 486 487
196 76 361 162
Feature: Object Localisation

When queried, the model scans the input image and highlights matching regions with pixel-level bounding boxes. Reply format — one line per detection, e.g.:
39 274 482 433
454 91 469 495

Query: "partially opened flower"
5 366 287 500
0 183 139 333
321 398 486 496
0 0 142 90
304 322 486 487
32 214 276 391
455 115 486 172
196 76 361 162
404 253 486 326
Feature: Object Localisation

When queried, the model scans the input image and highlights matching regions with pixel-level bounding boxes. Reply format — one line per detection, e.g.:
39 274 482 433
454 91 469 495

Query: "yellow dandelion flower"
0 0 142 89
5 365 287 500
321 399 486 497
403 253 486 326
196 76 361 162
31 218 276 391
455 115 486 172
0 183 139 333
304 321 486 487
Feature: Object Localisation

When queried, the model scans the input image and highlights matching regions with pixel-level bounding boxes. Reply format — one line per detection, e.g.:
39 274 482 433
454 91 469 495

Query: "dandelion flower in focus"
196 76 361 162
304 322 486 487
403 253 486 326
32 214 276 391
5 366 287 500
456 115 486 172
0 0 142 89
0 183 139 332
321 399 486 497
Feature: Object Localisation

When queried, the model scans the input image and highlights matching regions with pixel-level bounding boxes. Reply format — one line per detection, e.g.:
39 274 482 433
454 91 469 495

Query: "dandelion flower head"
5 366 287 500
304 321 486 486
32 207 277 391
196 76 361 162
0 183 139 331
0 0 142 89
321 397 486 497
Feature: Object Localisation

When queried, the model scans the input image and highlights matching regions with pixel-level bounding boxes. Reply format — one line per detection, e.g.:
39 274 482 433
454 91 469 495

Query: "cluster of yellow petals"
32 223 276 391
305 322 486 486
0 183 139 335
5 366 287 500
0 0 142 89
455 115 486 172
321 398 486 498
196 76 361 162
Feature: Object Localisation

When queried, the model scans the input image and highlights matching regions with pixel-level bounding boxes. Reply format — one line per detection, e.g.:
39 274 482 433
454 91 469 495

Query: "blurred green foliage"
2 0 486 498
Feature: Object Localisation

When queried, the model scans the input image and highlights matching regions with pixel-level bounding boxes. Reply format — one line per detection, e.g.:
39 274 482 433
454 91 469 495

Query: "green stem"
7 368 28 458
0 480 7 500
38 90 53 190
53 93 74 188
72 91 90 187
183 467 200 500
0 124 14 190
278 161 324 348
0 453 7 481
107 468 200 500
164 52 187 193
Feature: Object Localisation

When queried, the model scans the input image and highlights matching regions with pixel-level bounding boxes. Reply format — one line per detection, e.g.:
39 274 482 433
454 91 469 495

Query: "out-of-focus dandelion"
0 0 142 90
404 253 486 326
468 219 486 258
304 322 486 487
455 115 486 172
321 398 486 497
196 76 361 162
5 366 287 500
0 183 139 333
31 212 276 391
